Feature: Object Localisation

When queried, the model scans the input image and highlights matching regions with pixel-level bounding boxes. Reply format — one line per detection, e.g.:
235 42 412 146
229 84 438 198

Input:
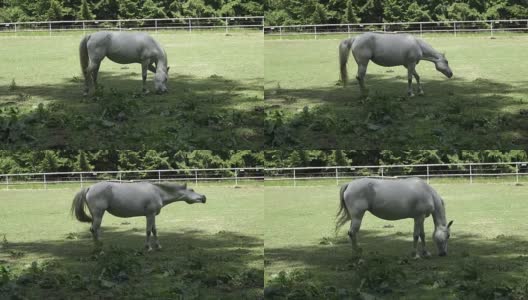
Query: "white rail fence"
0 167 263 190
265 19 528 39
0 16 264 35
2 162 527 189
266 162 528 186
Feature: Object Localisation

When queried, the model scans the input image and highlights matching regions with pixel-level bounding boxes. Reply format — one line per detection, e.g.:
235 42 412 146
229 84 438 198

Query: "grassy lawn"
0 31 263 149
0 184 263 299
264 34 528 149
264 183 528 299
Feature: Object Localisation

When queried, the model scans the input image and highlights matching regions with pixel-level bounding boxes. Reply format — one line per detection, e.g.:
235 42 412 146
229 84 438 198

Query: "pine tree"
343 0 359 23
40 151 61 172
79 0 95 20
47 0 63 20
141 0 167 19
311 3 327 24
75 151 93 171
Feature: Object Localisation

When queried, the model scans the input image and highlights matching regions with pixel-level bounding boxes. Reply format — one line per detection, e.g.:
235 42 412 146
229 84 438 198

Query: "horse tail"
339 37 354 86
71 187 92 223
335 183 351 233
79 34 90 80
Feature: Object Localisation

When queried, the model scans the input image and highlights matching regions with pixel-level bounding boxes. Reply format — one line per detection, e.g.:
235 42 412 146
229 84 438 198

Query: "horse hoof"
422 251 432 258
143 89 150 95
418 91 425 96
156 245 162 251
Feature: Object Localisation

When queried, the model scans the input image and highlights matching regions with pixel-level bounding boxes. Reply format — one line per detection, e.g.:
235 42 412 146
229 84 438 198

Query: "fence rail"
2 162 528 189
0 16 264 35
265 162 528 186
0 167 264 190
265 19 528 39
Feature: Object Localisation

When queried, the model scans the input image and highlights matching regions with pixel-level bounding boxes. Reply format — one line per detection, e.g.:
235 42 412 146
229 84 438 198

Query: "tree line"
0 0 263 22
264 0 528 26
0 150 265 173
0 150 526 173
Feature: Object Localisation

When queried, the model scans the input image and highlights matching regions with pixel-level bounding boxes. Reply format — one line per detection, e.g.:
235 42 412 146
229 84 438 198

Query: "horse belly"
369 206 414 220
370 55 403 67
106 53 140 65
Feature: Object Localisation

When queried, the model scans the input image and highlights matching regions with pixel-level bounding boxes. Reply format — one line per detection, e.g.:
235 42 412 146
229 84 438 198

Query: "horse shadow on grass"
265 74 528 149
0 71 264 149
265 229 528 299
0 227 264 299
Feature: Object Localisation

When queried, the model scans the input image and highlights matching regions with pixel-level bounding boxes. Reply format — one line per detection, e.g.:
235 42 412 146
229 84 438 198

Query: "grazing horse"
71 181 206 251
79 31 169 96
339 32 453 96
336 177 453 258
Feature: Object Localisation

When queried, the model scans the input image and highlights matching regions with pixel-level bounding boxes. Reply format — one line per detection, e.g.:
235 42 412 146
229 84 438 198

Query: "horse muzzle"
201 196 206 204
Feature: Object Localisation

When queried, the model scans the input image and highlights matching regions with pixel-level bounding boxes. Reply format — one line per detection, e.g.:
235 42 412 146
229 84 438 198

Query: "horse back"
346 178 435 219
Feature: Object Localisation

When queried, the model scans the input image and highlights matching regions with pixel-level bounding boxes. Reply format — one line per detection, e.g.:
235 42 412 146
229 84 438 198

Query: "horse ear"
447 220 453 228
167 66 170 72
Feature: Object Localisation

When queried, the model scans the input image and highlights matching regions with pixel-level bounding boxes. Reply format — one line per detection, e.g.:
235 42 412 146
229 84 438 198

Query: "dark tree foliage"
0 0 263 21
265 0 528 25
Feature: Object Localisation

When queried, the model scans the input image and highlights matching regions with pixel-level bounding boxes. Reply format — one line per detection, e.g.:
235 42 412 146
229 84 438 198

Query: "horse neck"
154 43 167 71
154 184 182 205
431 194 447 228
417 39 442 63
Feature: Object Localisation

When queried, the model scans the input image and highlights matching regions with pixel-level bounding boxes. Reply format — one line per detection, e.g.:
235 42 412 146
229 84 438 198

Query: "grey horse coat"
339 32 453 96
71 181 206 250
79 31 169 95
336 177 453 256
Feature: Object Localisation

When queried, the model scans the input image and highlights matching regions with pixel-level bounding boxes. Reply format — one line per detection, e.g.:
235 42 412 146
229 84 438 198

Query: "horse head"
433 220 453 256
435 54 453 78
174 184 206 204
154 66 169 94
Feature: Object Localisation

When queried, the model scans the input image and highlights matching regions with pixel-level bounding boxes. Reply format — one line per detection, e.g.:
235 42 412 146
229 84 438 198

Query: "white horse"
339 32 453 96
336 177 453 258
79 31 169 96
71 181 205 251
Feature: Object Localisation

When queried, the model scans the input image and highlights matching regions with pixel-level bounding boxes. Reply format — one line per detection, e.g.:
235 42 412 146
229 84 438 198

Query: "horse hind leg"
356 63 369 96
347 211 365 254
90 210 104 248
84 60 100 96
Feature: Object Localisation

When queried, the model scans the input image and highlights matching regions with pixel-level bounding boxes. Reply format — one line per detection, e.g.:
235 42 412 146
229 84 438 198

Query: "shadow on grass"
0 71 264 149
0 227 264 299
265 229 528 299
264 74 528 149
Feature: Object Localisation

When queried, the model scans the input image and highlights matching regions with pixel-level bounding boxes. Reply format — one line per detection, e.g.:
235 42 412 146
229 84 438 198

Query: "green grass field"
264 34 528 149
0 184 263 299
264 182 528 299
0 31 263 149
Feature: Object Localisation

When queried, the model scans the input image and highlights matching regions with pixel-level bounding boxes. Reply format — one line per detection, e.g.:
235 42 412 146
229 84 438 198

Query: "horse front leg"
412 218 421 259
412 69 424 95
419 220 431 257
141 63 149 94
152 217 161 250
406 63 416 97
145 214 155 252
